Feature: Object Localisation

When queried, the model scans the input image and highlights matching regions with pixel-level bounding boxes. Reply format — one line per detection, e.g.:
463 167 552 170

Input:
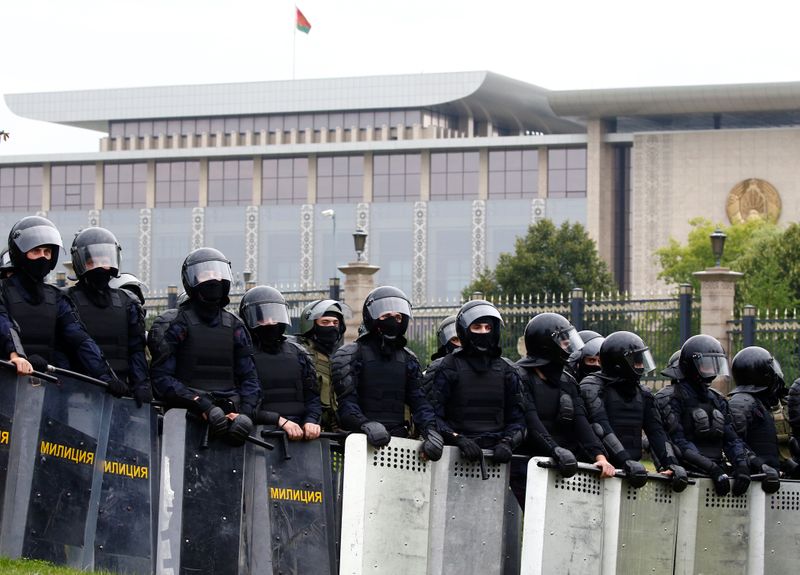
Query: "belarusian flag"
296 7 311 34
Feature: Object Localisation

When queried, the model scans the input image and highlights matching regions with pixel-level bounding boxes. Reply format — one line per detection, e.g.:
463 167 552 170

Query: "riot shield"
748 479 800 574
521 458 606 575
339 434 432 574
93 398 159 574
428 446 510 575
502 481 523 575
0 373 47 556
156 408 246 575
243 429 337 574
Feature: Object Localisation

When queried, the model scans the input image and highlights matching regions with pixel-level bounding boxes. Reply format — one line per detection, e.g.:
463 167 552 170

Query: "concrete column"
307 155 317 204
100 138 110 152
478 148 489 200
146 160 156 209
200 132 210 148
42 163 51 212
538 147 548 199
252 156 262 205
338 261 380 343
420 150 431 201
198 159 208 207
692 267 744 392
94 162 103 210
586 119 616 275
362 152 373 202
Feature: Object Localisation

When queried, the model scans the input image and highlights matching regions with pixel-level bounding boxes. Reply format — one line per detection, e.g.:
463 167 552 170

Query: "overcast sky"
2 0 797 155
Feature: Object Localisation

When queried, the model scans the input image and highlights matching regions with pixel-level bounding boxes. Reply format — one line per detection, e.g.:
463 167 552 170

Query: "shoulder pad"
147 309 182 365
638 383 655 399
580 374 604 393
402 346 419 361
709 387 725 399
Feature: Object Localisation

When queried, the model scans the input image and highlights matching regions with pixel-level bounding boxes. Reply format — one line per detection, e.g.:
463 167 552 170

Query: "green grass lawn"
0 557 115 574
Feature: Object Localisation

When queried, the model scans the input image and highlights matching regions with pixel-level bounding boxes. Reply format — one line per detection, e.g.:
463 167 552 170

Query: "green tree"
462 219 616 299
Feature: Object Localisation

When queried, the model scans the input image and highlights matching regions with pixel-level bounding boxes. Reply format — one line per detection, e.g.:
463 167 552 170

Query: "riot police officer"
658 334 766 495
296 299 347 430
108 272 148 307
66 227 151 407
429 315 460 362
331 286 442 460
788 377 800 475
568 329 604 383
148 247 259 445
513 313 615 506
429 300 525 462
581 331 689 491
0 248 13 279
0 216 126 395
241 286 321 441
728 346 795 478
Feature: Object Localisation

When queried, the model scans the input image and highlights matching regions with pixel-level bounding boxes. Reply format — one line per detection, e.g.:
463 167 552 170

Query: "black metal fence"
728 309 800 386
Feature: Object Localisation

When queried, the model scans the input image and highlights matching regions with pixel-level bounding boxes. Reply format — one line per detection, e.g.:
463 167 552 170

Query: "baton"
0 359 58 383
36 363 110 389
536 458 696 484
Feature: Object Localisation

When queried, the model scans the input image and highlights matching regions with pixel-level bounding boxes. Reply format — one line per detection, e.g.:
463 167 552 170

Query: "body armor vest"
3 281 57 362
254 341 305 420
731 394 780 468
357 343 407 429
678 385 725 461
175 308 236 392
603 383 645 460
69 287 129 381
445 355 506 435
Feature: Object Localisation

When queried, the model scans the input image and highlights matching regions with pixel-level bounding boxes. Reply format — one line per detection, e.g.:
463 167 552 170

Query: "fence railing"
728 309 800 386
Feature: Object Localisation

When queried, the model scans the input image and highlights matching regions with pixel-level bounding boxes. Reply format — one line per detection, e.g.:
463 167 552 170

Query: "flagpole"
292 5 297 80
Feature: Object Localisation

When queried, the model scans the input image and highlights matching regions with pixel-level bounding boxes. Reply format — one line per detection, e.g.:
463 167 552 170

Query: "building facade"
4 72 800 300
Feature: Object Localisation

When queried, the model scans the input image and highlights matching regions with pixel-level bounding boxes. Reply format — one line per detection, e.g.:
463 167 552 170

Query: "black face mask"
313 325 341 352
375 317 404 339
444 341 460 355
539 361 565 382
196 280 225 304
256 324 285 349
468 332 494 353
578 363 602 379
83 267 112 291
21 257 51 282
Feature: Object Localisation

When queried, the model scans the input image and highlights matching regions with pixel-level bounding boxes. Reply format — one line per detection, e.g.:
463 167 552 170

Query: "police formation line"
1 215 800 573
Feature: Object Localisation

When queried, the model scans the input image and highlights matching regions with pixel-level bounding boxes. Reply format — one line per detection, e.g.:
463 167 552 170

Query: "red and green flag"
296 7 311 34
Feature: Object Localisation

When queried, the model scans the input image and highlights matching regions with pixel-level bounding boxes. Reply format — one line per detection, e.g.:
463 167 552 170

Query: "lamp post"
322 209 337 292
710 228 727 267
167 284 178 309
353 228 367 262
329 277 340 301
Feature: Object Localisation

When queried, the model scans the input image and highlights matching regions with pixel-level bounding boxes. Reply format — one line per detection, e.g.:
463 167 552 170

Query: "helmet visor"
553 326 584 355
73 243 120 276
625 348 656 376
693 353 730 378
184 260 233 288
366 296 412 320
241 302 291 329
439 322 458 346
13 224 63 253
581 337 604 358
459 304 504 329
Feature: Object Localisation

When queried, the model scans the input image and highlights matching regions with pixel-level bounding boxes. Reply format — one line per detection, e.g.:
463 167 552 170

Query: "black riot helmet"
362 285 412 336
731 346 785 403
569 333 605 381
8 215 63 274
108 273 148 305
436 315 459 348
599 331 656 379
239 285 290 329
0 248 13 279
455 300 503 354
660 350 683 381
180 247 233 301
679 334 729 385
70 227 121 279
299 299 346 337
523 312 584 366
578 330 602 345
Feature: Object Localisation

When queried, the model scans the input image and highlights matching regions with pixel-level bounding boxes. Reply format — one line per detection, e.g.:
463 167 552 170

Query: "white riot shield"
427 446 509 575
520 458 606 575
339 434 432 575
749 479 800 574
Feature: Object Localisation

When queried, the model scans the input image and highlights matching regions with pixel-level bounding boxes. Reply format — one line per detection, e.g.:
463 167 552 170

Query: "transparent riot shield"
243 429 337 574
156 408 246 575
428 446 510 575
339 434 433 574
92 398 159 574
521 458 606 575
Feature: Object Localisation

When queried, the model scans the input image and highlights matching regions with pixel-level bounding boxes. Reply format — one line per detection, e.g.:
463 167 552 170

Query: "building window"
373 153 421 202
51 164 95 211
317 156 363 203
0 166 43 211
488 149 538 199
548 148 587 198
155 161 199 207
262 158 308 205
104 163 146 209
430 151 479 200
208 159 252 206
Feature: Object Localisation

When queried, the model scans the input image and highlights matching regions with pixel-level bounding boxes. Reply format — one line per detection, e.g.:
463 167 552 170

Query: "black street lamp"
353 228 367 262
710 228 727 267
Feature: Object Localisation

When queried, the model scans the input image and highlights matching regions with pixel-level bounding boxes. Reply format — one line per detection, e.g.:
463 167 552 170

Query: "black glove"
790 437 800 460
105 375 129 398
552 447 578 478
27 354 49 373
492 440 513 463
623 460 648 488
709 464 730 496
454 435 483 461
360 421 390 448
133 386 152 408
226 414 254 446
732 462 751 497
782 457 800 479
421 428 444 461
760 464 781 494
668 464 689 493
205 406 229 436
